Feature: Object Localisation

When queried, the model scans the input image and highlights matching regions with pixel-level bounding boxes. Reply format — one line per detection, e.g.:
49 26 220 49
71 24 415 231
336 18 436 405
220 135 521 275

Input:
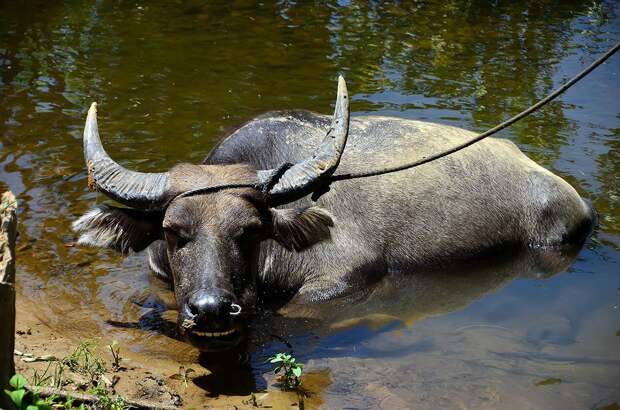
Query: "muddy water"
1 1 619 408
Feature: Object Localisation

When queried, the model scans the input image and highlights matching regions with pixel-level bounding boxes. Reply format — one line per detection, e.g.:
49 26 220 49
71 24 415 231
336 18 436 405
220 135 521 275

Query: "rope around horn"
176 41 620 201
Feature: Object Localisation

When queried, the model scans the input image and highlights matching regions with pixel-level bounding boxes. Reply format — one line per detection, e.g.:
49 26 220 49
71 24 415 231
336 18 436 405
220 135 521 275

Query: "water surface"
1 1 619 408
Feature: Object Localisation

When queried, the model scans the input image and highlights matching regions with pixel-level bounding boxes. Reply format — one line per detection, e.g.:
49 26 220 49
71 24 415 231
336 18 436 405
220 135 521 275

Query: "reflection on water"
1 0 619 408
248 246 583 364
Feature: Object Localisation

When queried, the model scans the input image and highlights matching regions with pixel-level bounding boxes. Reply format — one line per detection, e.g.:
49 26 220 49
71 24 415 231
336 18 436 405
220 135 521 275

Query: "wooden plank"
0 191 17 410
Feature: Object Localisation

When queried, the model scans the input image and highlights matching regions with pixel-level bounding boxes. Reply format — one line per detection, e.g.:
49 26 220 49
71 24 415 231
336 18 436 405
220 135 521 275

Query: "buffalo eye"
164 226 190 249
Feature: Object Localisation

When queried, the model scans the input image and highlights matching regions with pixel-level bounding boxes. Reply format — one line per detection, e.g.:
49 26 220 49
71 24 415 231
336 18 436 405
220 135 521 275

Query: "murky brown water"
1 1 619 408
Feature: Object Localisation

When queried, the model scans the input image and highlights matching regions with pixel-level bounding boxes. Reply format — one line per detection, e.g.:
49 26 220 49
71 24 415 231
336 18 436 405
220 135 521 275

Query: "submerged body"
73 84 593 350
199 111 593 301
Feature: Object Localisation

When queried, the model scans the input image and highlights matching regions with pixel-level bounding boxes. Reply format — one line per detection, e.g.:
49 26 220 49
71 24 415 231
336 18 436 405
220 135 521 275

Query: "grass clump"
63 340 106 379
31 359 67 389
8 340 132 409
87 382 127 410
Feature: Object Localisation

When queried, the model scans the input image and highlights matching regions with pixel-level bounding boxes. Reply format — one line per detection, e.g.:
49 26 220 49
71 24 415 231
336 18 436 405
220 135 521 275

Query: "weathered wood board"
0 191 17 409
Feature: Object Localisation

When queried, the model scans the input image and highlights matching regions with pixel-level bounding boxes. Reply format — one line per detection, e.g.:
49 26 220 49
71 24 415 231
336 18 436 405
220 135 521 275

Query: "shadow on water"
248 244 584 359
194 350 259 396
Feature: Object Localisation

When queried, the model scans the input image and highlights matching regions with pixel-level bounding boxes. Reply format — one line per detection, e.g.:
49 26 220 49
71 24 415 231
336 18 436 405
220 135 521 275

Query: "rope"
331 40 620 181
168 162 294 203
169 182 256 203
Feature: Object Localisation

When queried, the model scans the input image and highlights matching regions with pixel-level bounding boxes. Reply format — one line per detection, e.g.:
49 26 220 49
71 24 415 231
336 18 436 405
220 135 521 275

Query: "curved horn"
257 75 350 205
83 103 170 210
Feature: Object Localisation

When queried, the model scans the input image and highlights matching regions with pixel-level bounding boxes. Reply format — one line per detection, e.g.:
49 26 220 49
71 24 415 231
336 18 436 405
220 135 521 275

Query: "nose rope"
230 303 242 316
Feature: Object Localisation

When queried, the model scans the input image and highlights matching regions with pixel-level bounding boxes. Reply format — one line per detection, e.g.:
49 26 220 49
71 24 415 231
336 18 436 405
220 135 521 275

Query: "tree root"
30 386 179 410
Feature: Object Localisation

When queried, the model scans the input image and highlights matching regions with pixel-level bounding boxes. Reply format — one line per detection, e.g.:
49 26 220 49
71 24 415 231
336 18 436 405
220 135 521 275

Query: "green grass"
63 340 106 378
6 339 131 409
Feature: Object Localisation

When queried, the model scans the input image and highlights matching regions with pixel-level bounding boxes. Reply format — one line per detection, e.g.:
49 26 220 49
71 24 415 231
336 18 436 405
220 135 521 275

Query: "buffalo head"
72 78 349 350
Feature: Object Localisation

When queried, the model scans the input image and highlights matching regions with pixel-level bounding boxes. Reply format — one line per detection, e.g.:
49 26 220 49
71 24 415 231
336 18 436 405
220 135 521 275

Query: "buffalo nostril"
187 293 219 317
187 302 198 317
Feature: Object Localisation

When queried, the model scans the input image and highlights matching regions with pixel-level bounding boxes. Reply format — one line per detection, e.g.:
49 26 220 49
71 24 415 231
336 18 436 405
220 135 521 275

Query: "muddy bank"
13 244 620 409
13 293 331 409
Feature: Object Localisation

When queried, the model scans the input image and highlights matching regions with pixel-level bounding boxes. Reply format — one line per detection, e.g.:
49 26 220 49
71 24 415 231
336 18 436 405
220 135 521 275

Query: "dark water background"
1 1 619 408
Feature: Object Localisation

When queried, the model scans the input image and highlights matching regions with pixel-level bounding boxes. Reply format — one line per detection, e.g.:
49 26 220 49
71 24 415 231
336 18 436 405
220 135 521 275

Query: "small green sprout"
4 373 28 410
169 366 195 389
249 392 259 407
268 352 304 390
108 340 122 371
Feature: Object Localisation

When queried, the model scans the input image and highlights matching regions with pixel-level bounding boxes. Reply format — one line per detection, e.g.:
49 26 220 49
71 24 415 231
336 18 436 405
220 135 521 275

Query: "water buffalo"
73 77 594 351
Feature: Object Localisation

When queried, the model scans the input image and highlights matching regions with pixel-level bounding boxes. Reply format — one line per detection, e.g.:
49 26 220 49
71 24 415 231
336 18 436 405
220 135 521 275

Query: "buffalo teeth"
193 329 236 337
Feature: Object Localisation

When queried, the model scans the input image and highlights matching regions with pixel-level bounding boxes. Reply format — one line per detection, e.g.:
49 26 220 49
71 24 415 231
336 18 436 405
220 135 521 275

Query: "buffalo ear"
269 206 334 251
72 205 163 254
